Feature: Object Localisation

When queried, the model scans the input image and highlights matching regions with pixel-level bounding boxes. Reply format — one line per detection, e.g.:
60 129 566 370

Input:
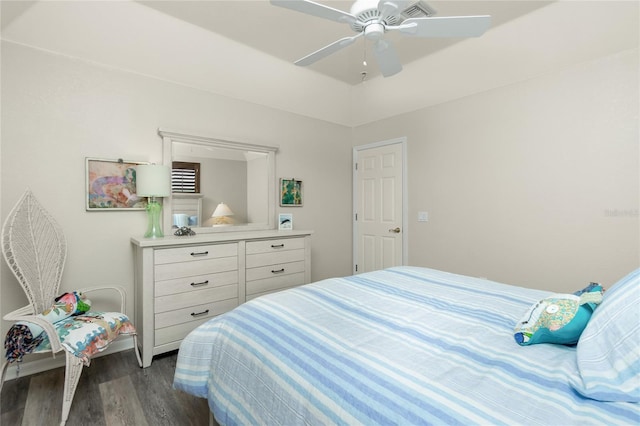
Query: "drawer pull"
190 280 209 287
271 268 285 274
190 309 210 317
190 251 209 257
271 244 285 249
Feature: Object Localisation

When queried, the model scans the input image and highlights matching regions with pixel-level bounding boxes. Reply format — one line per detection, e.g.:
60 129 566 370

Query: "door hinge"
355 162 358 170
355 213 358 221
355 264 358 272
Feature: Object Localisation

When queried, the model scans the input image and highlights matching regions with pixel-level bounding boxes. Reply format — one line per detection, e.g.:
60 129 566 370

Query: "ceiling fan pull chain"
362 38 368 67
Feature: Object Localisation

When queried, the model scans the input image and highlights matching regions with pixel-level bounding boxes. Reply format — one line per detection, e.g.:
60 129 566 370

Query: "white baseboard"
3 339 134 381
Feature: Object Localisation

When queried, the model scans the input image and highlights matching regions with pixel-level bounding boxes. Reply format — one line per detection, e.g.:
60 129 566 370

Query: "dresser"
131 230 312 367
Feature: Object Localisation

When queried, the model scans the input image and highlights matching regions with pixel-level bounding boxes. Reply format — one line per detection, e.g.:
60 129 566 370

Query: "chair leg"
60 352 84 426
0 360 8 393
132 335 143 368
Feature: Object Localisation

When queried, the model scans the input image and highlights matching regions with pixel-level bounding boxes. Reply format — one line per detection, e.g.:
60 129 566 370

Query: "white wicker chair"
0 189 142 425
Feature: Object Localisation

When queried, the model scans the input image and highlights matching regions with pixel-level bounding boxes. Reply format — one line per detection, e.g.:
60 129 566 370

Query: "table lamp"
137 164 171 238
211 202 234 226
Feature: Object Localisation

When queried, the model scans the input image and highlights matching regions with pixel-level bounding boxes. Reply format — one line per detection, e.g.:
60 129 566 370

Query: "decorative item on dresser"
131 230 312 367
136 164 171 238
278 213 293 230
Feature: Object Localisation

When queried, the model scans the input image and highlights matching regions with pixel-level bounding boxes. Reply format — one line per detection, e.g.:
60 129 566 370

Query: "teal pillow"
514 283 603 346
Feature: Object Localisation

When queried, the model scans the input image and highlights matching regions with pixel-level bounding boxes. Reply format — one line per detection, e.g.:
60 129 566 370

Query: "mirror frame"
158 128 278 234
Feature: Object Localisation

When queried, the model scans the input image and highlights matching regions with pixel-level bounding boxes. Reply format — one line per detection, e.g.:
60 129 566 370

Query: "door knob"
389 227 401 233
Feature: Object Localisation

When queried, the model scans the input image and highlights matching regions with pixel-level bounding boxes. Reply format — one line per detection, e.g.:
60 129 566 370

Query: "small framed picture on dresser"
278 213 293 230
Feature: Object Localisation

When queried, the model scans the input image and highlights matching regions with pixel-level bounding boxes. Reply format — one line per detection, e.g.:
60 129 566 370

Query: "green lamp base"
144 199 164 238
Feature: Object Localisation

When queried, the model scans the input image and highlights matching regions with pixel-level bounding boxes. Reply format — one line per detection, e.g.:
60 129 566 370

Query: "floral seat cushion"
4 292 136 366
40 312 136 365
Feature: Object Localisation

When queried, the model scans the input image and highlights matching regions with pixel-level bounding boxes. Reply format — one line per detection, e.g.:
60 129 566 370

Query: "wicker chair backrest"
2 190 67 314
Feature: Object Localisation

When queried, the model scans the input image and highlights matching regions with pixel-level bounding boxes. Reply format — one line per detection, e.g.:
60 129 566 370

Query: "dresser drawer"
246 273 305 298
155 270 238 297
154 243 237 265
246 238 305 255
246 248 305 269
155 256 237 281
246 260 306 282
155 297 239 330
155 297 238 347
155 283 238 313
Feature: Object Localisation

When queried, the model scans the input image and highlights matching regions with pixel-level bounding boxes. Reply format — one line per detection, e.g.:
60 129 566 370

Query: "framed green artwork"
280 178 303 207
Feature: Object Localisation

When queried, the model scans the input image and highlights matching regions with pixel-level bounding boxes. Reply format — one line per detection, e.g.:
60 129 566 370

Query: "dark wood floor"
1 349 209 425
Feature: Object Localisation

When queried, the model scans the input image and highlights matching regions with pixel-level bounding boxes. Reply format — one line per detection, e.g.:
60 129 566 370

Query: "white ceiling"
2 1 638 126
137 0 551 85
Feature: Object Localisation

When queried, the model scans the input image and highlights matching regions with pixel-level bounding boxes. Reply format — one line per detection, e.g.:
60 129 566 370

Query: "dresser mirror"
159 129 278 234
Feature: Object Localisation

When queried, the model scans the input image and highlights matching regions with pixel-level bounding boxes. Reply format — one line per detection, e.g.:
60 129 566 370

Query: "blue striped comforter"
174 266 640 425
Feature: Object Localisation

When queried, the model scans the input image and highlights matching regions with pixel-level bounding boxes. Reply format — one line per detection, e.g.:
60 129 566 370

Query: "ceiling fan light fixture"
364 22 385 40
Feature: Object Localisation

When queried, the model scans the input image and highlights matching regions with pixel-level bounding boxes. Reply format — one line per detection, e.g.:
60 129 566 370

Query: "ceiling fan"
270 0 491 78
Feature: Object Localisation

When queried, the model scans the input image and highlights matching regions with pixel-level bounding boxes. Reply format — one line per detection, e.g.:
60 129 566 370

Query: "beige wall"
353 48 639 292
1 41 638 373
0 42 354 337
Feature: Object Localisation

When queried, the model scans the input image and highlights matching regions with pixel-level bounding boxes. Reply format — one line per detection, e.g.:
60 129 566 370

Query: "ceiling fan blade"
396 15 491 38
373 39 402 78
295 33 363 66
377 0 413 21
270 0 356 25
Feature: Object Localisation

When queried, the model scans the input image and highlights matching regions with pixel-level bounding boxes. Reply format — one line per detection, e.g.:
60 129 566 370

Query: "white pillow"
571 268 640 402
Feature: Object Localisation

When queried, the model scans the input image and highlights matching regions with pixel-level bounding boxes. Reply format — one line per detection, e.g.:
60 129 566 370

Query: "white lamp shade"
212 202 234 218
137 164 171 197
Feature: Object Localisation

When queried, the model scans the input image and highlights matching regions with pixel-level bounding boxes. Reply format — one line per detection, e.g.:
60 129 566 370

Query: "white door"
353 139 406 274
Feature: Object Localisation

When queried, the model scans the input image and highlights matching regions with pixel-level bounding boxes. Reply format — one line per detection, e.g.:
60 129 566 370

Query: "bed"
173 266 640 425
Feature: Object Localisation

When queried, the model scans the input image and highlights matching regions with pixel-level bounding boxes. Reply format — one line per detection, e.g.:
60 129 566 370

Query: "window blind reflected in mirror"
172 161 200 193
